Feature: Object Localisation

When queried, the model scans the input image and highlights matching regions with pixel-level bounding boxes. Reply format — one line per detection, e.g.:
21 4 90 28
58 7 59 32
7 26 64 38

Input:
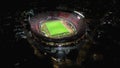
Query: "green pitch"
45 20 70 36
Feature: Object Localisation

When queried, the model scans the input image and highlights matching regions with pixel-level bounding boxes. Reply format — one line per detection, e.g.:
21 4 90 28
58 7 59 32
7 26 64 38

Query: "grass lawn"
45 20 70 36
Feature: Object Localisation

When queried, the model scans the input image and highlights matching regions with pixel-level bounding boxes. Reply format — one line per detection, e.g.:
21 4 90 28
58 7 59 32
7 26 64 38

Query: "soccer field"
45 20 70 36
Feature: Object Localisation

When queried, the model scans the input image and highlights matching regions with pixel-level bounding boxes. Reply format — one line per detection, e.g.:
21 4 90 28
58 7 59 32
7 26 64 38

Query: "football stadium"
40 20 75 38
